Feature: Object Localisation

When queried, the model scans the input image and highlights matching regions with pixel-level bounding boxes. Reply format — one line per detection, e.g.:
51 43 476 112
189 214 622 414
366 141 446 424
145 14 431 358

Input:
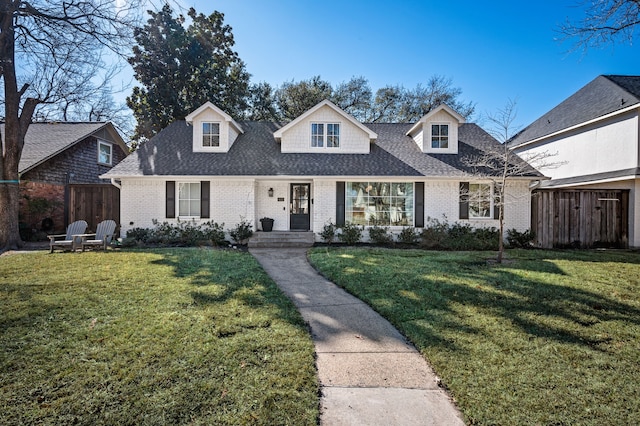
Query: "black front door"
290 184 310 230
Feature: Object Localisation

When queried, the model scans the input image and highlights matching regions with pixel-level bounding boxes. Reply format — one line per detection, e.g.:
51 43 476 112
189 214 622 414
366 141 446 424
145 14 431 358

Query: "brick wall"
19 181 65 235
119 177 534 241
119 178 256 238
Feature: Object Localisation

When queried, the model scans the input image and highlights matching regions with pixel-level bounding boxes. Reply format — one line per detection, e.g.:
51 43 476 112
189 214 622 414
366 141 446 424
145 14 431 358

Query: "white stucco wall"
514 110 639 180
279 105 371 154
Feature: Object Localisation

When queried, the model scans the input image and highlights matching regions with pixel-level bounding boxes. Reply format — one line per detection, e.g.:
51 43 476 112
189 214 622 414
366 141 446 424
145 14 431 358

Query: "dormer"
185 102 244 153
406 104 465 154
273 100 377 154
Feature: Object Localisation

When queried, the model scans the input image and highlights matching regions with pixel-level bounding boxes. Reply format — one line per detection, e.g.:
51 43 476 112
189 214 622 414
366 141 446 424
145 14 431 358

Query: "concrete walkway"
250 248 464 426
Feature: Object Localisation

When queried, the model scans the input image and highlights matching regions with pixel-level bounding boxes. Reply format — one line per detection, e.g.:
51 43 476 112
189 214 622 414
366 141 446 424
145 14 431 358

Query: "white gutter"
110 178 122 189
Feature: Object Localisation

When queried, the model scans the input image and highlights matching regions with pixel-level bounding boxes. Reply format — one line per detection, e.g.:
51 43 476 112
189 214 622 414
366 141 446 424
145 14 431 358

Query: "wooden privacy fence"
531 189 629 249
69 184 120 233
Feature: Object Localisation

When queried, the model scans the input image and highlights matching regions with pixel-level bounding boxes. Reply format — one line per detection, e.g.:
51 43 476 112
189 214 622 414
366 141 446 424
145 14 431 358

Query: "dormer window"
431 124 449 149
202 122 220 147
311 123 340 148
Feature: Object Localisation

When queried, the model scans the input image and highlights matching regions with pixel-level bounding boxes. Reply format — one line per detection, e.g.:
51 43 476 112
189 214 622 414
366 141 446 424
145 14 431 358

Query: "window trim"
177 181 202 219
430 123 449 149
202 122 221 148
344 181 415 227
97 140 113 166
460 182 494 219
310 122 340 148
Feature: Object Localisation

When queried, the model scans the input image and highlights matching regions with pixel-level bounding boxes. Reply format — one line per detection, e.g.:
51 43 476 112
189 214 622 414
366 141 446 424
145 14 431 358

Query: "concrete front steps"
248 231 316 248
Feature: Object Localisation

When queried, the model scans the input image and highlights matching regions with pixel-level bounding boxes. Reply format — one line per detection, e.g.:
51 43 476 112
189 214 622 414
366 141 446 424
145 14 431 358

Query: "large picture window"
178 182 201 217
345 182 413 226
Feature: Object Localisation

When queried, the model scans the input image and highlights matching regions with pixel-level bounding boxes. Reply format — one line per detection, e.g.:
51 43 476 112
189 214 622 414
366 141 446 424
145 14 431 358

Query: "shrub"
319 221 336 244
419 217 499 251
125 220 227 247
368 225 393 245
229 218 253 245
202 221 226 246
506 228 536 248
419 217 450 249
126 227 153 243
398 227 419 245
337 222 363 245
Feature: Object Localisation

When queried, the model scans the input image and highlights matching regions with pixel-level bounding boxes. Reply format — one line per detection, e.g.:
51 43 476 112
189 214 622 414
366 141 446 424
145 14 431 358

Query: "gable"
274 100 377 154
511 75 640 147
406 104 465 154
185 102 244 153
9 122 128 174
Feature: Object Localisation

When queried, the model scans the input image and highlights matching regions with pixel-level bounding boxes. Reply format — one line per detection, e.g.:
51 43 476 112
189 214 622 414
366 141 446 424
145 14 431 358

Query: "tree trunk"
0 2 38 252
0 181 22 252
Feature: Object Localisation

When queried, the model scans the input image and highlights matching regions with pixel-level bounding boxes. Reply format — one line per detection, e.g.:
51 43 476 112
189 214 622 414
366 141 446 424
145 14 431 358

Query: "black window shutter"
201 181 210 219
336 181 345 226
459 182 469 220
414 182 424 227
166 181 176 218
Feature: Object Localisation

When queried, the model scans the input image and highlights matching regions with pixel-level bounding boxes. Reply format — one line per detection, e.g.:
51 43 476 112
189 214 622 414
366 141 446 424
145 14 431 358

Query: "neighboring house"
4 122 129 237
511 75 640 248
103 100 542 241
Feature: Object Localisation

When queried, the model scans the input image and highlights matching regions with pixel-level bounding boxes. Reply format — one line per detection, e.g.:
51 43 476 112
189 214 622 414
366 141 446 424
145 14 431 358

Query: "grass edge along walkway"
0 248 319 425
308 247 640 425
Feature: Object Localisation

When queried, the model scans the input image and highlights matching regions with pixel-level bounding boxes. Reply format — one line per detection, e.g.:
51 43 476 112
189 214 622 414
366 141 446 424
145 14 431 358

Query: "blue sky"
167 0 639 127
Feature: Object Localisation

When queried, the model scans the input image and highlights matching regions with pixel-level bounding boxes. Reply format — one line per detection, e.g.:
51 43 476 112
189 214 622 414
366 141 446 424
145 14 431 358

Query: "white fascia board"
185 101 244 134
511 103 640 150
273 99 377 141
406 104 466 136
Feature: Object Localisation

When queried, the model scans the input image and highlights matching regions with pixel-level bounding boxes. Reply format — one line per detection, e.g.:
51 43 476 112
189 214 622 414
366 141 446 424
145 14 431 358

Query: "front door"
290 184 310 230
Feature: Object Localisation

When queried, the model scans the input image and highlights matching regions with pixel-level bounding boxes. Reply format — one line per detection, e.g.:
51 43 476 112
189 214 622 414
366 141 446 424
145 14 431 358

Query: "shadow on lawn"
325 249 640 353
149 248 308 329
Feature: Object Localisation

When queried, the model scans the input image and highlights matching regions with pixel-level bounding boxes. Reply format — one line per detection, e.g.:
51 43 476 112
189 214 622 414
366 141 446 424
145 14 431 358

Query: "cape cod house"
511 75 640 248
103 100 542 243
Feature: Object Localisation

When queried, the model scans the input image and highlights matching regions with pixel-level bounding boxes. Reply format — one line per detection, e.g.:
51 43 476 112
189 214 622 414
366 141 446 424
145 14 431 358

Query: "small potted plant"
259 217 274 232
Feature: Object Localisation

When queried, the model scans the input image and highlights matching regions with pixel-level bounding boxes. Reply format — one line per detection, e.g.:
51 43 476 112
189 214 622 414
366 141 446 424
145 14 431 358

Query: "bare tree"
559 0 640 49
463 99 558 263
0 0 143 252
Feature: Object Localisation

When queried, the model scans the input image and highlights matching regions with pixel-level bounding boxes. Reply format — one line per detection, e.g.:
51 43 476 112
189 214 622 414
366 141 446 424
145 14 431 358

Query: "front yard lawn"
309 248 640 425
0 249 318 425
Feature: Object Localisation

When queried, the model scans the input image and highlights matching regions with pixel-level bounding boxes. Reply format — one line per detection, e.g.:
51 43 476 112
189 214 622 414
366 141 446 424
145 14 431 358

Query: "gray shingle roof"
104 120 542 179
510 75 640 147
0 122 113 173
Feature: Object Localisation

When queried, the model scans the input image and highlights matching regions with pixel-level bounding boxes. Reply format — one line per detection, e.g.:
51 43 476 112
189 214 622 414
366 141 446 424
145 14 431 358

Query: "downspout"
110 178 122 190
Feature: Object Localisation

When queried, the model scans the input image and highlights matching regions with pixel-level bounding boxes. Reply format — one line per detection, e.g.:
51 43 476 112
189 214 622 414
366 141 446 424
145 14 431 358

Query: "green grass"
0 249 318 425
308 248 640 425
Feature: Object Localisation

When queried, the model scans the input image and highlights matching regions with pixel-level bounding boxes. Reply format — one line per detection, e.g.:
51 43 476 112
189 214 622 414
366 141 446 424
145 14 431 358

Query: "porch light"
268 187 274 197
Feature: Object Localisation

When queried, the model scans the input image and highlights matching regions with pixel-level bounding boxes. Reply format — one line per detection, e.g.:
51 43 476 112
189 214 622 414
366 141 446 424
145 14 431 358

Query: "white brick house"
103 100 541 241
